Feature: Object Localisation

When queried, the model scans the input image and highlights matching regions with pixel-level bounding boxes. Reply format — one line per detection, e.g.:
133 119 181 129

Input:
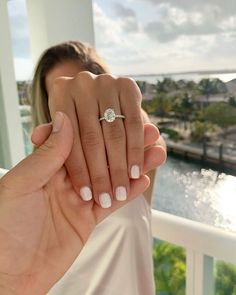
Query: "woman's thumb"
1 112 73 194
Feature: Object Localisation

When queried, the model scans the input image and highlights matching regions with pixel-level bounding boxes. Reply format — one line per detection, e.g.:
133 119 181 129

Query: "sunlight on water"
153 157 236 232
214 175 236 229
210 73 236 82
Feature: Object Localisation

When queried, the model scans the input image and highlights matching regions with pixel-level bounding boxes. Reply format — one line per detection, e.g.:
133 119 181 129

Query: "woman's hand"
47 72 165 208
0 113 150 295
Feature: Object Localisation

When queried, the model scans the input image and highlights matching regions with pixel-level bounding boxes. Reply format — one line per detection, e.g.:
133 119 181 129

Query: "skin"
0 112 162 294
0 62 166 294
45 61 166 206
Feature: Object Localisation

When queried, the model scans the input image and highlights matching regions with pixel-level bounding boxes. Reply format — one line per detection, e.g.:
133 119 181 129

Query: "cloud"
93 2 123 48
93 0 236 75
93 2 157 74
112 2 139 32
143 3 236 43
113 2 136 18
8 0 236 78
144 0 236 17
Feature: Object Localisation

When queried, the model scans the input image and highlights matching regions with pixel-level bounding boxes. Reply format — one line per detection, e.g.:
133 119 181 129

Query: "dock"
166 140 236 173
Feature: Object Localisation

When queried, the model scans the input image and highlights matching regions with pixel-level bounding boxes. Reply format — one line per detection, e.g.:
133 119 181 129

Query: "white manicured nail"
116 186 127 201
99 193 112 208
80 186 93 201
131 165 140 179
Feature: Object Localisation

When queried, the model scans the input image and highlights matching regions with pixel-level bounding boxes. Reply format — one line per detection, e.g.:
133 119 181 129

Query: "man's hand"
0 112 150 295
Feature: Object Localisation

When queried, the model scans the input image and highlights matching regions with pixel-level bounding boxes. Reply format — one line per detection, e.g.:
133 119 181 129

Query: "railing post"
186 249 195 295
186 250 214 295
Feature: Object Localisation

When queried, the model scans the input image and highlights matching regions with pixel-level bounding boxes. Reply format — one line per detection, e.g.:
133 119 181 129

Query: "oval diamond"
104 108 116 122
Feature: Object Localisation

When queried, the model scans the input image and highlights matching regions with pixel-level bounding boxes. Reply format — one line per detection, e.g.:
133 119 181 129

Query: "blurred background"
4 0 236 294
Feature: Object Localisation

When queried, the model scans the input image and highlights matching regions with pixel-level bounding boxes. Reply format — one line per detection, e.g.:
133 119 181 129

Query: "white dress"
48 195 155 295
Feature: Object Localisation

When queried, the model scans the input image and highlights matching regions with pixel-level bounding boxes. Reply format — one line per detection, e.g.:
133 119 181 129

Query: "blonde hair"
30 41 109 128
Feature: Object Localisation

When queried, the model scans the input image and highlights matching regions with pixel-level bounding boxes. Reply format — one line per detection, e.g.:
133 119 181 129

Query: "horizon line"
125 69 236 77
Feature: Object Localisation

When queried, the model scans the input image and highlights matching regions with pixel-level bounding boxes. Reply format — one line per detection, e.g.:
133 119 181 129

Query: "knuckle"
118 77 142 101
75 71 95 82
129 146 143 156
111 167 128 179
48 78 69 107
118 76 136 86
72 71 95 94
81 130 102 148
75 71 96 80
39 138 55 151
91 174 108 186
69 165 87 179
105 124 125 142
96 73 116 85
37 140 66 163
50 77 68 93
126 115 143 126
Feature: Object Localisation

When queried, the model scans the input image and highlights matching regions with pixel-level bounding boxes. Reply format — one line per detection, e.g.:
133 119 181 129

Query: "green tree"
153 240 186 295
204 102 236 131
228 95 236 107
191 120 213 142
173 93 194 129
156 78 178 94
198 78 227 105
142 97 161 115
215 261 236 295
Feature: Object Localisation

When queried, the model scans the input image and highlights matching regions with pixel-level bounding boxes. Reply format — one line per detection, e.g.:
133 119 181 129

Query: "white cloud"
144 0 236 17
8 0 236 79
142 2 236 43
93 0 236 75
93 2 123 48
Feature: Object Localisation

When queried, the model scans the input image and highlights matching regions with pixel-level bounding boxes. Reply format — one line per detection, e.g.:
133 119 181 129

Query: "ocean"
130 72 236 84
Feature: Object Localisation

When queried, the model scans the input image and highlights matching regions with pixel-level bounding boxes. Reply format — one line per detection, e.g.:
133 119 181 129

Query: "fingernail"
116 186 127 201
131 165 140 179
80 186 93 201
99 193 112 208
53 112 64 133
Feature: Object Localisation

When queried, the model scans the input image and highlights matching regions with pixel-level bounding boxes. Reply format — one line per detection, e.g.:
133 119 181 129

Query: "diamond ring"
99 108 125 123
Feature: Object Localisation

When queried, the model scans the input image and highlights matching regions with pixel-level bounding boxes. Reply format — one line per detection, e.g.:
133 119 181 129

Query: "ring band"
99 108 125 123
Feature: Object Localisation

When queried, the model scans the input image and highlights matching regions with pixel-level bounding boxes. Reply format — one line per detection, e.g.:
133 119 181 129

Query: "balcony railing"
152 209 236 295
1 165 236 295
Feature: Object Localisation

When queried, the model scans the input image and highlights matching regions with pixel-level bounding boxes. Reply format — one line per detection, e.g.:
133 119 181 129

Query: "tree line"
140 78 236 142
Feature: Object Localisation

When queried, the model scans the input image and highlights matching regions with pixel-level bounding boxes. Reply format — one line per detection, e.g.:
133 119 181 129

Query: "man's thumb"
1 112 73 194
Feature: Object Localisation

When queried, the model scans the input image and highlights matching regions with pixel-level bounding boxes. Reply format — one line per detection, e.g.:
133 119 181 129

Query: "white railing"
152 210 236 295
1 166 235 295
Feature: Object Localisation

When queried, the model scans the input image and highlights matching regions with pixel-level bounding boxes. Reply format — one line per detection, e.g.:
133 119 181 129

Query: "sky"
7 0 236 80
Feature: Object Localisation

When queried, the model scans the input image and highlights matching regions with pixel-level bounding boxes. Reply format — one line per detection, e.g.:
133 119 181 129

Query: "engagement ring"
99 108 125 123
